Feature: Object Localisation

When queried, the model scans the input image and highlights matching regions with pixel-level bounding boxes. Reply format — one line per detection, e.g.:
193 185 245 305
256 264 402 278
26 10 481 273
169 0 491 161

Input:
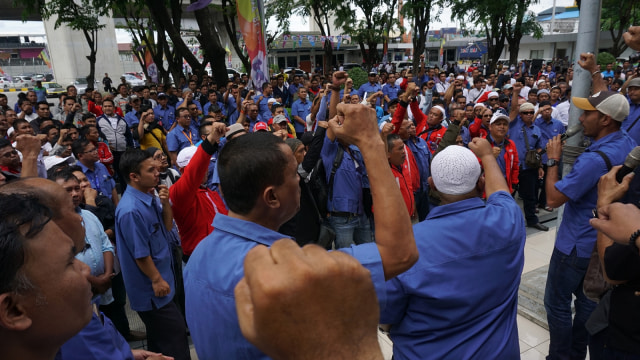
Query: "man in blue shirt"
253 82 274 121
154 93 176 131
534 100 566 210
622 77 640 144
508 83 547 231
290 87 311 138
115 149 190 360
184 99 417 360
382 73 399 111
358 72 382 106
544 83 636 359
72 139 118 204
167 107 198 167
203 90 226 117
381 141 526 359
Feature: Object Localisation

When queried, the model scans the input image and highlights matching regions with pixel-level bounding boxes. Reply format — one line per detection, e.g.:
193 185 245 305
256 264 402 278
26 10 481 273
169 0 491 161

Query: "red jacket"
403 144 420 193
469 117 488 139
169 143 228 256
391 164 414 216
391 100 445 154
481 134 520 193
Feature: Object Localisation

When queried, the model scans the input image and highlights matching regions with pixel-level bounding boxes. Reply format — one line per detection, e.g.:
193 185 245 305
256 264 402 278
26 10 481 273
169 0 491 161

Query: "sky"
0 0 577 44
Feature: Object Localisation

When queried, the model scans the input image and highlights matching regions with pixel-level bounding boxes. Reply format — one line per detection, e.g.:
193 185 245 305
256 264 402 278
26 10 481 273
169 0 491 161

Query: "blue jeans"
328 213 373 249
544 247 597 360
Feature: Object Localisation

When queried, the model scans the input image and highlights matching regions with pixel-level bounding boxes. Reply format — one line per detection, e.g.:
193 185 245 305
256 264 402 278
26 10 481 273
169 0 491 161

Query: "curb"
0 88 30 93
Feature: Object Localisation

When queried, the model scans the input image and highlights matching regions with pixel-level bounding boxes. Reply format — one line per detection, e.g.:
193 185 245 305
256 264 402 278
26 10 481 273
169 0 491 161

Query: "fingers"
234 277 257 342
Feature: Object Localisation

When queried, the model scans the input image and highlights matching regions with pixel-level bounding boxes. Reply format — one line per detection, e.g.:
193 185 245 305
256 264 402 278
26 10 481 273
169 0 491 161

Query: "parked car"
0 76 12 89
33 74 46 82
283 68 308 79
42 82 65 97
44 73 54 82
13 75 35 88
227 68 244 79
392 61 413 71
121 74 145 87
71 78 99 95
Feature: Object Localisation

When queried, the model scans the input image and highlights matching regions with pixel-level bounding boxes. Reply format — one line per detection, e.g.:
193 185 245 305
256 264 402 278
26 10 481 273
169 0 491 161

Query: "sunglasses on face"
521 111 535 115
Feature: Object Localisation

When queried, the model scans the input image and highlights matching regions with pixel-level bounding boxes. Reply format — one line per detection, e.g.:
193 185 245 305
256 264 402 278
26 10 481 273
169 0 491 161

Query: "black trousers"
519 167 539 226
137 301 191 360
99 272 130 338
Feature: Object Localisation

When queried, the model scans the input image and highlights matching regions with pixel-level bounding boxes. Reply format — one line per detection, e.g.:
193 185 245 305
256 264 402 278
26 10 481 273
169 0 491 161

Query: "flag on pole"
38 49 52 69
0 66 10 81
236 0 268 90
439 38 445 66
144 47 158 83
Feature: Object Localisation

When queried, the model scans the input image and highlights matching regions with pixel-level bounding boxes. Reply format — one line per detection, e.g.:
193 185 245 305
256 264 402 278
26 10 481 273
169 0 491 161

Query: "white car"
0 76 12 89
13 75 35 88
121 74 145 87
227 68 244 79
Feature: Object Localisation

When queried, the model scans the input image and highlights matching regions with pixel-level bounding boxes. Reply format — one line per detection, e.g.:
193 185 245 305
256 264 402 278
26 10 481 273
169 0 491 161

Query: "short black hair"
0 193 52 294
102 99 115 107
0 138 12 150
36 101 49 109
119 148 152 184
388 98 399 108
218 132 288 215
48 166 78 183
12 119 29 132
538 101 552 108
82 113 96 122
386 133 402 152
262 82 270 91
199 121 213 136
72 138 91 159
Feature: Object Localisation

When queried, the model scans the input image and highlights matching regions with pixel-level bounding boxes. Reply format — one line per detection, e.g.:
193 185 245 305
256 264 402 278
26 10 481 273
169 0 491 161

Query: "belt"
330 211 359 218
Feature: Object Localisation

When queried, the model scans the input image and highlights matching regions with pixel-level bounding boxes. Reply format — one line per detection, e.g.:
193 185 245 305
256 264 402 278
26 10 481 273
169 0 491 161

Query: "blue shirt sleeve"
166 130 179 152
555 152 606 201
316 94 329 122
338 242 387 310
118 211 154 260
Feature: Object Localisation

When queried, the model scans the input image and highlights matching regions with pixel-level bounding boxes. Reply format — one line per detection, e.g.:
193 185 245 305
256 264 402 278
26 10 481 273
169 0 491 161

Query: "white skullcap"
456 75 465 80
176 146 198 168
431 145 481 195
487 91 499 99
474 103 485 109
431 105 446 117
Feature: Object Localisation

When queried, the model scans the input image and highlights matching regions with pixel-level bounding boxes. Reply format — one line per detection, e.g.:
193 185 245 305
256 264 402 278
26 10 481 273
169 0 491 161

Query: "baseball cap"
253 122 269 132
44 156 73 171
176 146 198 168
628 78 640 88
431 145 481 195
225 123 246 139
572 91 630 122
157 92 168 98
368 71 377 76
273 114 288 124
503 84 513 90
490 113 510 125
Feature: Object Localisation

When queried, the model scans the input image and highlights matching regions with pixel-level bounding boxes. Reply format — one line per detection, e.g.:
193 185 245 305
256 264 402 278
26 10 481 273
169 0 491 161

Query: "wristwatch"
546 159 558 167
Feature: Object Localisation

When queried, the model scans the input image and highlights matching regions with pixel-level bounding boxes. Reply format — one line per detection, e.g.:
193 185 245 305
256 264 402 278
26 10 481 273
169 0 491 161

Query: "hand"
92 273 115 294
248 90 255 97
59 128 69 139
513 82 523 92
590 203 640 245
273 129 288 140
623 26 640 51
15 134 42 158
381 122 394 136
152 277 170 297
538 167 544 179
545 134 563 160
578 53 597 73
207 122 227 143
316 120 329 129
492 146 501 158
597 165 634 207
72 103 82 112
132 349 174 360
234 239 382 360
468 137 493 158
84 187 98 204
332 71 348 88
328 104 381 149
157 184 170 205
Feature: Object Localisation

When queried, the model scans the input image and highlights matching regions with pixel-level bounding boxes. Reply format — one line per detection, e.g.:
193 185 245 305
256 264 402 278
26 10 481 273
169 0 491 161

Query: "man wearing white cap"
542 52 638 360
380 139 526 359
416 103 448 154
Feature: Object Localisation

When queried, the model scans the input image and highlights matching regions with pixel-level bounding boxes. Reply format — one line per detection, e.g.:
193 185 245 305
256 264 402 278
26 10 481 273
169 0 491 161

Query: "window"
530 50 544 59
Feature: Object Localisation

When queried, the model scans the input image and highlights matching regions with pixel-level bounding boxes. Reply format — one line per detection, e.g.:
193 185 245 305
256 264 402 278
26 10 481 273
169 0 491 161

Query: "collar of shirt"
427 197 485 219
212 214 288 247
588 130 627 152
124 185 154 207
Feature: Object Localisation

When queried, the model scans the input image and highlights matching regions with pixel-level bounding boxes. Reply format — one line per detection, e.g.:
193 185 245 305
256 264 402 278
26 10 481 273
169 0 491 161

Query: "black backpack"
306 146 344 218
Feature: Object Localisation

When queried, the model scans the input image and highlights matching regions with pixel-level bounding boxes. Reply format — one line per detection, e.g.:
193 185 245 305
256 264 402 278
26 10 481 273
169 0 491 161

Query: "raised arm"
469 137 509 197
578 53 608 93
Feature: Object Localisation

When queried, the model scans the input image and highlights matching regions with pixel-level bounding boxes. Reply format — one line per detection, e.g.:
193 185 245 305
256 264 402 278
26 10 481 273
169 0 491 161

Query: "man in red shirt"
386 133 415 218
169 122 228 263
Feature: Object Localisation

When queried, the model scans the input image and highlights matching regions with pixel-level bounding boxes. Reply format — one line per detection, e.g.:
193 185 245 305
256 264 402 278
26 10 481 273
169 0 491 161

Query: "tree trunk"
323 40 333 74
192 4 229 88
83 28 97 86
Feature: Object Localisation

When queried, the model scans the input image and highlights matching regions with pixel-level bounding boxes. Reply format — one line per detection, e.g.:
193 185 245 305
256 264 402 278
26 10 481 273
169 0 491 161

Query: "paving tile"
520 347 547 360
520 340 532 353
517 314 550 347
534 340 549 356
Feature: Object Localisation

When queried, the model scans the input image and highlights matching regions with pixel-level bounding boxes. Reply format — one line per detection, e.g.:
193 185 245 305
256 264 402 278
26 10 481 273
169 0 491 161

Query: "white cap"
431 105 446 117
431 145 481 195
267 98 277 105
490 112 510 125
456 75 465 80
487 91 499 99
44 156 73 170
176 146 198 168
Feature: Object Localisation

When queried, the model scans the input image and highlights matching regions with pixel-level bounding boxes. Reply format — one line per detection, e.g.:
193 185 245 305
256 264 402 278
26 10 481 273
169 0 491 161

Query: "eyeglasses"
521 111 535 115
488 98 498 101
500 99 509 102
83 147 98 154
154 153 167 160
482 115 492 118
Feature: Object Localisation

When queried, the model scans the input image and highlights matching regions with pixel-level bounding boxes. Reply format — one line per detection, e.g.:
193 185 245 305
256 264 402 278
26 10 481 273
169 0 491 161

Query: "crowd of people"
1 26 640 360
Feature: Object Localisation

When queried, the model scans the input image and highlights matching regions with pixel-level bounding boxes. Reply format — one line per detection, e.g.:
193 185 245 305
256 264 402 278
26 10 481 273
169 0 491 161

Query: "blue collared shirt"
184 214 386 360
535 117 565 162
380 191 526 359
507 115 542 170
622 100 640 145
115 186 175 312
321 135 365 214
77 209 115 306
382 83 399 110
77 161 116 200
358 82 382 106
487 134 508 178
154 104 176 131
555 130 636 258
123 111 141 148
226 96 239 124
56 312 133 360
253 94 273 121
167 124 198 153
291 98 312 133
203 101 227 116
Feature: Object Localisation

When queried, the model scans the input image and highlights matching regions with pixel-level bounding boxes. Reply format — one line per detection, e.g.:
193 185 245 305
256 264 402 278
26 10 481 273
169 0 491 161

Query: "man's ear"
262 186 281 210
0 293 32 331
475 173 486 194
427 176 436 192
